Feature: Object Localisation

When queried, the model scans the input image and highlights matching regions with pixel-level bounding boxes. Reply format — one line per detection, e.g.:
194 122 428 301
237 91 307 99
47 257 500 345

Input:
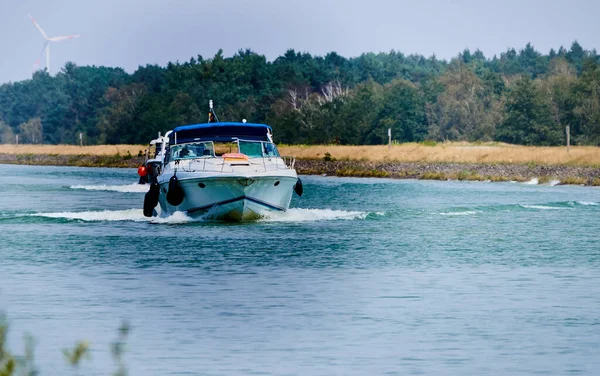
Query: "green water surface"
1 164 599 375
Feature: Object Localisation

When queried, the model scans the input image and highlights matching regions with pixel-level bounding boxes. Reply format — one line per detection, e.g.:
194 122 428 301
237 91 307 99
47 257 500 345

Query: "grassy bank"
281 142 600 167
1 143 599 185
1 142 599 167
0 152 144 168
0 144 146 156
296 160 600 186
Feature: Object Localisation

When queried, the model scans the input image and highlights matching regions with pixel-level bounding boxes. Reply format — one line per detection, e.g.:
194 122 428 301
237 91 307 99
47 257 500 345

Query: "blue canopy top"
170 122 272 144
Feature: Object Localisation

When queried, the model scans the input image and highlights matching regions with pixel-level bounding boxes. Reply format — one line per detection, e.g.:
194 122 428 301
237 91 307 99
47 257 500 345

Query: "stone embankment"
0 153 145 168
1 153 599 185
295 160 600 185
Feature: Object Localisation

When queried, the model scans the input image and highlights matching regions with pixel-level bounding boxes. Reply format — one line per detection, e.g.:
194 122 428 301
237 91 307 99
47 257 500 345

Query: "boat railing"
168 155 295 174
281 156 296 170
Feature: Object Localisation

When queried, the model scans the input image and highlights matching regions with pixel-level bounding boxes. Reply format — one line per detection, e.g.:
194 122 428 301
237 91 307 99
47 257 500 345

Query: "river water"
1 164 599 375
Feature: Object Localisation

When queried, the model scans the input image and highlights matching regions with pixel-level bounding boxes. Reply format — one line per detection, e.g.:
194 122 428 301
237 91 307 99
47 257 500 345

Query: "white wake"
577 201 599 206
523 178 539 185
70 183 149 193
260 208 368 222
438 210 479 216
30 209 198 224
519 204 568 210
30 208 368 223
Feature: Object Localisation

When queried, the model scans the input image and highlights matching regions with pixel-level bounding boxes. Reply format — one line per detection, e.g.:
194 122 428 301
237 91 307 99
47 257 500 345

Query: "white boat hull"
157 175 297 221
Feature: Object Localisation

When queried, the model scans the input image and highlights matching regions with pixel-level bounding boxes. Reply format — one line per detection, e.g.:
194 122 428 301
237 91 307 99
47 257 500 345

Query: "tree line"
0 42 599 146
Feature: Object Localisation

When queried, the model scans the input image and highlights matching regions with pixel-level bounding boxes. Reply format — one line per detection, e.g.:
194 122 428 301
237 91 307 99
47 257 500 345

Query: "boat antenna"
208 99 220 123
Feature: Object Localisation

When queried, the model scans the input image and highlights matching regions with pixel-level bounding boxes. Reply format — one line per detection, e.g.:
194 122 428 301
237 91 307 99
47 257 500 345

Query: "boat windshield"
238 140 280 157
151 142 162 159
170 141 215 160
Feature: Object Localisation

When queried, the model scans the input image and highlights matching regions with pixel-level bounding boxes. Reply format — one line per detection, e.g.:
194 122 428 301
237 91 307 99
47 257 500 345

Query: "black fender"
143 181 160 217
294 177 303 197
166 175 184 206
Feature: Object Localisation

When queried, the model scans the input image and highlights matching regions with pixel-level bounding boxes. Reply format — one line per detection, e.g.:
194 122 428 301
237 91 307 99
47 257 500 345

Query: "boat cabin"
166 122 280 162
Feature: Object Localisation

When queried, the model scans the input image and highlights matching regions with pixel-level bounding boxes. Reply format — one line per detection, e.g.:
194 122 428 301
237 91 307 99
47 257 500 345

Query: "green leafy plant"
0 313 129 376
63 341 90 368
111 321 130 376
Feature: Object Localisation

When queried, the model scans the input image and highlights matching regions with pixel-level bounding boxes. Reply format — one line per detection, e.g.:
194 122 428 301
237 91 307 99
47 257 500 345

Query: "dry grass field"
280 142 600 167
0 144 146 156
1 142 600 167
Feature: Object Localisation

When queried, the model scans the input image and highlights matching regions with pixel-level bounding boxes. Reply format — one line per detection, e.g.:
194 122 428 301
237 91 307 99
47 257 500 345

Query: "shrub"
421 171 446 180
538 176 551 184
335 168 389 178
561 176 587 185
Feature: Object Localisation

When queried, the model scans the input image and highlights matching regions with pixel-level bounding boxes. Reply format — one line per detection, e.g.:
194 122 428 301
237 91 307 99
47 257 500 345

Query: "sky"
0 0 599 84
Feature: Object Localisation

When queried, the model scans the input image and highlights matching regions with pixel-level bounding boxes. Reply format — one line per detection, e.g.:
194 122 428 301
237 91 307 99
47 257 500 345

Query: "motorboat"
143 104 302 221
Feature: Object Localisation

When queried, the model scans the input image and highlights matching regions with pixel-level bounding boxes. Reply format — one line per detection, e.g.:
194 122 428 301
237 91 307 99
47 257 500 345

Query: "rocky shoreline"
0 153 146 168
1 153 599 186
296 160 600 185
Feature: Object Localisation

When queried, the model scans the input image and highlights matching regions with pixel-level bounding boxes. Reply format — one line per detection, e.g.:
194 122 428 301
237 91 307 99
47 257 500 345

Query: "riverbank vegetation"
0 42 599 147
1 315 129 375
0 144 144 156
295 159 599 185
2 142 599 167
281 143 600 167
2 145 599 185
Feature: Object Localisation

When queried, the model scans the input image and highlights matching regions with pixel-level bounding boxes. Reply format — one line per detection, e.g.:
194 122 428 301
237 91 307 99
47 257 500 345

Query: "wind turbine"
28 14 80 74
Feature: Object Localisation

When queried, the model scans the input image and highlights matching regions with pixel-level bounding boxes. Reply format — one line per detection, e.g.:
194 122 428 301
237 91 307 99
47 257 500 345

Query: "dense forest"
0 42 599 146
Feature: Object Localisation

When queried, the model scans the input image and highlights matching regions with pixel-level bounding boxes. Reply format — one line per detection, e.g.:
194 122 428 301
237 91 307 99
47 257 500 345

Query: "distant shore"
298 160 600 186
2 142 600 166
1 143 599 185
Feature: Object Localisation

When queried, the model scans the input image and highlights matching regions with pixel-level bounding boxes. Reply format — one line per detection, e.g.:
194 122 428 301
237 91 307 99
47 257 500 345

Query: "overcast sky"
1 0 599 84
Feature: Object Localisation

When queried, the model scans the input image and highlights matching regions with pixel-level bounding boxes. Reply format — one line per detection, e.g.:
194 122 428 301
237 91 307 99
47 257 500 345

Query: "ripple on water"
1 166 600 375
70 183 150 193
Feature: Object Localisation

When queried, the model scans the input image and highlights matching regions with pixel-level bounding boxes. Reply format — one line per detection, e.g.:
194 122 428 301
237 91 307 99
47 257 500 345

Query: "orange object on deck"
222 153 249 161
